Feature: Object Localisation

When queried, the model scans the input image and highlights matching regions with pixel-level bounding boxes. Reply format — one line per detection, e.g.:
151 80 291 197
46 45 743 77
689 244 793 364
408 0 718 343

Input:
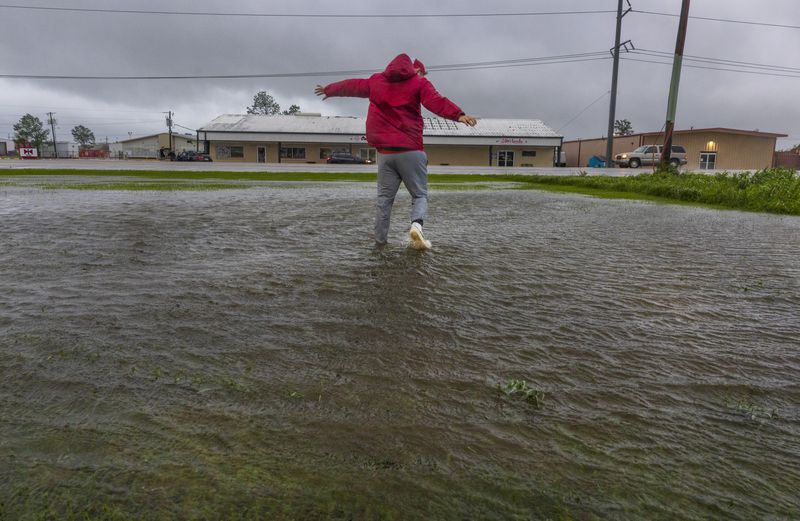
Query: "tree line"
13 114 96 149
12 91 299 151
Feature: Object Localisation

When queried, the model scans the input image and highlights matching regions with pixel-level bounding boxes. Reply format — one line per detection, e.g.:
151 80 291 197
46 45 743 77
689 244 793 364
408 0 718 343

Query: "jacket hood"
382 53 416 82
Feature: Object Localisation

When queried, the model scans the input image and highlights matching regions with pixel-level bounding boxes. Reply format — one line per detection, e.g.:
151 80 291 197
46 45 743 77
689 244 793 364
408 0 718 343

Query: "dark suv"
175 150 212 162
326 152 370 164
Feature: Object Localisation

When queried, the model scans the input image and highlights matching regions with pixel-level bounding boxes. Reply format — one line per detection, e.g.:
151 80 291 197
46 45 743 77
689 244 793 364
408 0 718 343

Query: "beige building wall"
207 140 558 167
426 145 488 166
154 134 196 152
562 137 639 168
209 141 379 164
493 146 559 167
209 141 250 163
639 132 776 171
564 131 778 170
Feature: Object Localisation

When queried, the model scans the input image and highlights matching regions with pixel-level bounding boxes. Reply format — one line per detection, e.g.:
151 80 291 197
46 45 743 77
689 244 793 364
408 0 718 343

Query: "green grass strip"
2 168 798 215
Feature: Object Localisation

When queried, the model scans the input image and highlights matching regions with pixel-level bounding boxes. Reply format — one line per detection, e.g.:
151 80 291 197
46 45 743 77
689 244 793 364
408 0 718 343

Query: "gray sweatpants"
375 150 428 244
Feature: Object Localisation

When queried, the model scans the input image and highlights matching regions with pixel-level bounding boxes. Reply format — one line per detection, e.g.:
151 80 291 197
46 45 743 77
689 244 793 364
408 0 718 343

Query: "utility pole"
661 0 691 168
605 0 632 168
164 111 174 154
47 112 57 158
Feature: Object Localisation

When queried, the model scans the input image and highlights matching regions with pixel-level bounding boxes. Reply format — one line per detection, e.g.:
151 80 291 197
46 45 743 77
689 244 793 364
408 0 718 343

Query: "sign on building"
19 147 38 159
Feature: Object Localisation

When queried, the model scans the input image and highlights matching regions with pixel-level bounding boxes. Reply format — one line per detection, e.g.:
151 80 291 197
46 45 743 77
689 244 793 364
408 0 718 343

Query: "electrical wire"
621 57 800 79
624 48 800 78
555 90 610 133
0 52 612 80
634 49 800 74
634 9 800 31
0 4 617 18
172 123 197 132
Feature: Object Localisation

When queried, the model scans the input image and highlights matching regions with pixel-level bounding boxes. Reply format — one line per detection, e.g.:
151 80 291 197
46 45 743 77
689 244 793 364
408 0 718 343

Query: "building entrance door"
699 152 716 170
257 146 266 163
498 150 515 167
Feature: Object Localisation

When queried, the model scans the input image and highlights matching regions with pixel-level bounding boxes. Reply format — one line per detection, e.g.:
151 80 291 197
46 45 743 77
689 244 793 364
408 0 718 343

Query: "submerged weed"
725 394 777 423
499 379 546 408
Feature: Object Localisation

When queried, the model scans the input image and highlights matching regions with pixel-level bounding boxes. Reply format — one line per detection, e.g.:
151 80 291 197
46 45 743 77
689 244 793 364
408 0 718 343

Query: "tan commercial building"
197 114 563 167
113 132 199 159
563 128 787 170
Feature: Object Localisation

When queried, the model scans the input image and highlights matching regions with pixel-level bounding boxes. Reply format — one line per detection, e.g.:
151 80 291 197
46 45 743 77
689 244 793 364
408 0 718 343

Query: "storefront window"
359 148 377 163
280 147 306 159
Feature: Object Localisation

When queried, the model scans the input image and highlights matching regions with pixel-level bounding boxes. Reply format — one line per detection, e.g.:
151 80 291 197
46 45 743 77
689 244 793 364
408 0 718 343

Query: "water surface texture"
1 184 799 520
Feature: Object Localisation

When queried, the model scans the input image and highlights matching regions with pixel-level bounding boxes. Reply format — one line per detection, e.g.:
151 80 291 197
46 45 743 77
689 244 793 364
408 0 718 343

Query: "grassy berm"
2 167 799 215
517 168 800 215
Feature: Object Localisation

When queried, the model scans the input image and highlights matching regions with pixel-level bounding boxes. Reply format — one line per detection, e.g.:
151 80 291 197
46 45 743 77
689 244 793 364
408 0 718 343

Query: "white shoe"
409 222 432 250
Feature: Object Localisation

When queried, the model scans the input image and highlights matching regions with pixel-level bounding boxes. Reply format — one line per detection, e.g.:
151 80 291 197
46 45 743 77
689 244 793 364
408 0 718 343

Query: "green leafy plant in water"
725 393 777 423
499 379 546 408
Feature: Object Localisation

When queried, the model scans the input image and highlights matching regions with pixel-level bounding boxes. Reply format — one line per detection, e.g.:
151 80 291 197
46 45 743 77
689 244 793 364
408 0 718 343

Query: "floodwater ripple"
1 184 799 519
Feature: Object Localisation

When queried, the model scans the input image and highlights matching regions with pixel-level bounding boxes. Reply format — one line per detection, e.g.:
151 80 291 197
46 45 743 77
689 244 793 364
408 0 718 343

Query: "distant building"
197 114 564 167
40 141 81 158
114 133 197 159
563 128 788 171
773 151 800 170
0 138 14 156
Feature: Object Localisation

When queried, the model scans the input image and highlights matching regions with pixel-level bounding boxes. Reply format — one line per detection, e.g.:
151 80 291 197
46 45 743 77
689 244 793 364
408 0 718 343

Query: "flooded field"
1 181 799 520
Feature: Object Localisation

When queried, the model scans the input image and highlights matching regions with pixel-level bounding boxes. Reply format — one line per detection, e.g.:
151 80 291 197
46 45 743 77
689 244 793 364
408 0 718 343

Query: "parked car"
175 150 212 162
326 152 370 164
614 145 687 168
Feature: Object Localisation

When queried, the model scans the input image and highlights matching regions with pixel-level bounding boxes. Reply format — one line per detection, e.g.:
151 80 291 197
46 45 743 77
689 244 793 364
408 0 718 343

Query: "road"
0 159 644 176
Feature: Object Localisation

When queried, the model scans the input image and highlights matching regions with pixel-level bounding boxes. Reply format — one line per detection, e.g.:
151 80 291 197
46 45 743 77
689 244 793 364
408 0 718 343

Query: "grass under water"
2 184 798 520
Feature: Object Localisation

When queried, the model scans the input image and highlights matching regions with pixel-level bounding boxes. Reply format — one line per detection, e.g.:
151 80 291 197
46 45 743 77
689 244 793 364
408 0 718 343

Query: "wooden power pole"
166 111 174 153
47 112 57 158
605 0 631 168
605 0 624 168
661 0 691 168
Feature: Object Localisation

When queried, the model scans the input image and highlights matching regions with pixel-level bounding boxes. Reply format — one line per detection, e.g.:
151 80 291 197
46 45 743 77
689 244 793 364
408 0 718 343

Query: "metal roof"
563 127 789 144
118 132 195 143
199 114 561 138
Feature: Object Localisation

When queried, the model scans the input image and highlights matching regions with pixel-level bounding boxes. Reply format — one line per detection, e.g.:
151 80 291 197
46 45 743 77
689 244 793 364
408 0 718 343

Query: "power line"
622 56 800 79
635 48 800 74
634 9 800 31
0 4 617 18
556 90 610 133
172 123 196 132
0 52 612 80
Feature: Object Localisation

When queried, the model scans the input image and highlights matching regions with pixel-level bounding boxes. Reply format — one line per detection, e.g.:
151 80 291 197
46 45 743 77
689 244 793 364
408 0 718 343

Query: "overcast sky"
1 0 798 149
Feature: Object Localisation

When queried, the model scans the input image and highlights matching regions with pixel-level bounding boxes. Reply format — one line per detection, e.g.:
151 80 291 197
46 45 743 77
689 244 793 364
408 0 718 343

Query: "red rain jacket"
322 54 465 151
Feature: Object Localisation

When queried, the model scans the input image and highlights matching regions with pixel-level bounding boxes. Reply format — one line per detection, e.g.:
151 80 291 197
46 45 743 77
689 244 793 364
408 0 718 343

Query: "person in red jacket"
315 53 477 249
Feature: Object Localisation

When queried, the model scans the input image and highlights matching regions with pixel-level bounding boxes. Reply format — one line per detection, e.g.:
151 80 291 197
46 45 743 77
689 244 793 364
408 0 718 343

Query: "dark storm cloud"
1 0 798 147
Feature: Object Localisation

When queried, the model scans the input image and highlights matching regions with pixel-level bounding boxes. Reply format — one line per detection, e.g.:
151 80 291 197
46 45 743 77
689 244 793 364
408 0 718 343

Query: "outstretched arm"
315 79 370 100
419 80 478 126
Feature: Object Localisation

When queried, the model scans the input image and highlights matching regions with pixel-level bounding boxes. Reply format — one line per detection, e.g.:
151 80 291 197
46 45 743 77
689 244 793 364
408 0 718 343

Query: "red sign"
20 147 38 159
79 149 108 158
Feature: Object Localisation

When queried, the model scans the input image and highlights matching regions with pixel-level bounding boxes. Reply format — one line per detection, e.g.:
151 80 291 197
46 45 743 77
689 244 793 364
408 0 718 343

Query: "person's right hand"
458 115 478 126
314 85 328 100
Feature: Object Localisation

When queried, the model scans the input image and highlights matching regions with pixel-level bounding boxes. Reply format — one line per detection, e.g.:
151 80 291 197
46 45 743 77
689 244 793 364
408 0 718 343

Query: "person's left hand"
314 85 328 100
459 114 478 126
